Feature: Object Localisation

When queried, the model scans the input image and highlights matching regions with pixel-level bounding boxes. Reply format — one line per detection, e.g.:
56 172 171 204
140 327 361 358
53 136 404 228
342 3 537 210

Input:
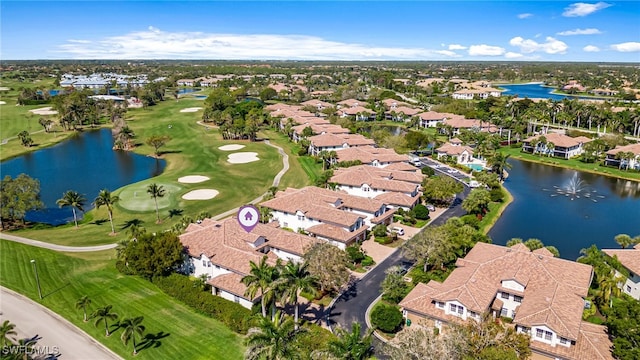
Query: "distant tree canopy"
202 88 265 141
0 174 43 228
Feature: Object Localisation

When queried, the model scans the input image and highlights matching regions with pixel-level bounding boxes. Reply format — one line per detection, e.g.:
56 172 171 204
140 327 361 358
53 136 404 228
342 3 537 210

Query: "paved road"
327 160 471 341
0 287 122 359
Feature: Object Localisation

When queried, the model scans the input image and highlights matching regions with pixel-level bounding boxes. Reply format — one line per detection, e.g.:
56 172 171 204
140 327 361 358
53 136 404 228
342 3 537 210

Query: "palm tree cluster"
76 295 147 356
242 256 316 329
56 183 167 232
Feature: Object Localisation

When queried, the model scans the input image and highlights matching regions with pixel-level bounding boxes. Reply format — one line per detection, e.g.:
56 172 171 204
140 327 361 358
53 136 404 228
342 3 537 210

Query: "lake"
488 159 640 260
0 129 166 225
498 83 608 101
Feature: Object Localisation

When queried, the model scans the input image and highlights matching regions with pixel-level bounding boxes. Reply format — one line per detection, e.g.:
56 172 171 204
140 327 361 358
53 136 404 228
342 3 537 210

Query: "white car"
390 226 405 236
447 169 458 174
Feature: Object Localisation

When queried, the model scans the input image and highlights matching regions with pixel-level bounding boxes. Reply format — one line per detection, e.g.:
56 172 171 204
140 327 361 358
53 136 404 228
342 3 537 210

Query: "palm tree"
244 311 305 360
93 189 120 234
92 305 118 337
325 322 373 360
75 295 92 322
487 152 512 181
56 190 86 228
614 234 633 249
120 316 145 355
276 262 317 330
0 320 17 347
242 256 279 318
146 183 166 223
598 271 623 308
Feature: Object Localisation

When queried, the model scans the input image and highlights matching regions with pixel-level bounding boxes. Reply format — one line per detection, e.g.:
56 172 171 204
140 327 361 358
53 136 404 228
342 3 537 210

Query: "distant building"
602 243 640 300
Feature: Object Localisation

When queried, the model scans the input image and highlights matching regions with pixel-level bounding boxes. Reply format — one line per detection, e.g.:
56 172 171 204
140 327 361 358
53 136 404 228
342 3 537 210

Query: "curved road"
327 160 471 348
0 287 122 359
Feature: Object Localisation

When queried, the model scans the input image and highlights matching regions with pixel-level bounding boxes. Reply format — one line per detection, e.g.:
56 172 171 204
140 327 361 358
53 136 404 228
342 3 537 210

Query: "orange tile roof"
602 245 640 275
207 273 259 301
179 218 314 274
605 143 640 156
374 191 420 208
524 133 593 148
436 143 475 156
400 242 593 341
530 322 614 360
306 223 369 243
331 166 422 193
261 186 385 224
334 146 409 164
309 133 375 148
382 162 420 172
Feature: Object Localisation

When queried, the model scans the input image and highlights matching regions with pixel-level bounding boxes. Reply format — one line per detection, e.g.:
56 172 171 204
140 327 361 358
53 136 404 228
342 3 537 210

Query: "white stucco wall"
191 254 232 279
216 289 255 310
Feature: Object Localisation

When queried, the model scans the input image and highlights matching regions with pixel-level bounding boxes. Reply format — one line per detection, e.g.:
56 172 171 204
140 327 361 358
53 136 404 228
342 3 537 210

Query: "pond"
0 129 166 225
488 159 640 260
498 83 610 101
358 125 404 136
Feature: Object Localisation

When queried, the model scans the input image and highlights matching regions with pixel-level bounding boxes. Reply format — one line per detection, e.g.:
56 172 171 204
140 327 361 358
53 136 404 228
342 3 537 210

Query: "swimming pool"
466 163 485 171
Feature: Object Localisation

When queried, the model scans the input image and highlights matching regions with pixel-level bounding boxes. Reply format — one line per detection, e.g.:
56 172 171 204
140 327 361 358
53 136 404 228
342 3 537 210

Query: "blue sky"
2 1 639 61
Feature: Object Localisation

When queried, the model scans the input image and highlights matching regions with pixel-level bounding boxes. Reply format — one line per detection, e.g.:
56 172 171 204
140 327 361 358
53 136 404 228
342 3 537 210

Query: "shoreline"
481 185 514 235
508 153 640 183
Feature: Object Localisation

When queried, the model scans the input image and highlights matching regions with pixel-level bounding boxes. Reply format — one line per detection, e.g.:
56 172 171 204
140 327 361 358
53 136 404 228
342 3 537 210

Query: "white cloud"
517 13 533 19
583 45 601 52
468 44 505 56
562 2 611 17
448 44 467 50
509 36 568 54
557 28 602 36
505 52 524 59
55 27 462 60
435 50 462 57
610 42 640 52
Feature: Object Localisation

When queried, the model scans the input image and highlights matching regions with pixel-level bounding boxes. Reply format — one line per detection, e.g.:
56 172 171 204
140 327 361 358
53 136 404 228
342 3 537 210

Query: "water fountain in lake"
545 172 605 202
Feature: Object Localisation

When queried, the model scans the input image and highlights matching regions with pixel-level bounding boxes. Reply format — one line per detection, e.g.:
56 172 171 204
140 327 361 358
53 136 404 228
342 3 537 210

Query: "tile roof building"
604 143 640 170
261 186 395 248
307 133 375 156
602 243 640 300
522 133 592 159
334 146 410 168
179 217 317 309
399 242 612 360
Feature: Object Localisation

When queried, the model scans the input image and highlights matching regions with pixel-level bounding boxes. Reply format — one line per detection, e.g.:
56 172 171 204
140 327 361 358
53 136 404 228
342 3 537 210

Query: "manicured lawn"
9 99 284 246
298 156 323 184
0 240 244 360
501 146 640 181
260 129 313 189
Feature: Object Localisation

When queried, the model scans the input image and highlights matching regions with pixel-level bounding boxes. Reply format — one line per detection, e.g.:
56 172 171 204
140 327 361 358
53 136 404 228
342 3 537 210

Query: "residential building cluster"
59 73 157 89
399 242 614 360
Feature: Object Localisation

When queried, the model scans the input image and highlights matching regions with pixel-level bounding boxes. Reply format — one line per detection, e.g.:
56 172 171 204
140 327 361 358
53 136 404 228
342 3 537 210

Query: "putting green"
117 183 182 212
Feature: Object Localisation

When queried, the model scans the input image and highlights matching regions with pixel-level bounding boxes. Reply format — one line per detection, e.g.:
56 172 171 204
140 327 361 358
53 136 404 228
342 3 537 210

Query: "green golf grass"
118 183 183 212
10 99 284 246
0 240 244 360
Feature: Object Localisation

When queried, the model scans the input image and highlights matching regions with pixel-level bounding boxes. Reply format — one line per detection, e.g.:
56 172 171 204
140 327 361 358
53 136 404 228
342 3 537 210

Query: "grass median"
0 240 244 360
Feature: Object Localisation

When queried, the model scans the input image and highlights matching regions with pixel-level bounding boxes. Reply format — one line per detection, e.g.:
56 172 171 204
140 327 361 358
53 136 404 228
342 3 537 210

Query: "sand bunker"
227 152 260 164
178 175 210 184
218 144 246 151
0 87 8 91
0 101 5 105
180 107 203 113
182 189 219 200
29 107 58 115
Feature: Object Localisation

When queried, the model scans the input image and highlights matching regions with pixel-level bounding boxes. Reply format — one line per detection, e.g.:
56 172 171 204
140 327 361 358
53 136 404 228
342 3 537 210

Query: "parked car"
447 169 458 174
426 204 436 212
390 226 405 236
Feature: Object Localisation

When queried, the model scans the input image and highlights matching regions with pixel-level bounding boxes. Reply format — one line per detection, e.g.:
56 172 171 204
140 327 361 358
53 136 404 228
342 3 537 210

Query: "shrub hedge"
371 302 403 333
153 273 253 334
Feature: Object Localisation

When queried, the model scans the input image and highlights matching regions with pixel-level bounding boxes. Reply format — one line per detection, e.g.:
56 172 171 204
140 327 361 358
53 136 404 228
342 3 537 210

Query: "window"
202 260 206 267
449 304 464 316
450 304 456 312
536 329 544 338
437 302 445 308
626 285 632 293
234 295 240 304
500 308 508 317
297 214 304 221
207 261 211 267
560 337 568 345
457 306 463 315
501 292 509 299
544 331 553 341
514 295 523 303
